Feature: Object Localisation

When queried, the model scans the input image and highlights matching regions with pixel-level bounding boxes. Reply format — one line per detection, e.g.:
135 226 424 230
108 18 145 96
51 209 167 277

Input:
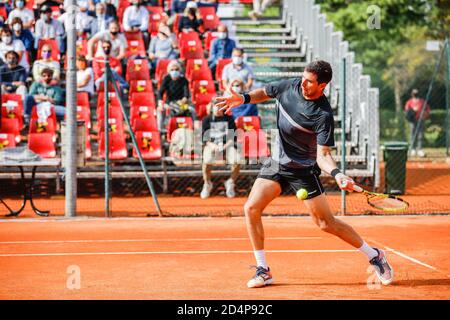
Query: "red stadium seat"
178 31 201 48
172 14 182 35
76 106 92 130
191 79 216 104
155 59 175 88
166 116 194 142
235 116 269 159
126 58 151 81
129 80 154 96
130 92 156 111
124 31 144 42
37 39 60 61
31 106 57 129
180 41 204 60
199 7 220 31
92 56 122 80
125 38 147 58
28 133 56 158
77 92 90 108
147 6 169 35
0 133 16 149
204 31 219 52
216 58 232 87
189 64 213 82
235 116 261 131
0 118 20 143
1 99 24 129
132 116 158 132
132 131 162 160
85 127 92 160
97 107 124 133
98 131 128 160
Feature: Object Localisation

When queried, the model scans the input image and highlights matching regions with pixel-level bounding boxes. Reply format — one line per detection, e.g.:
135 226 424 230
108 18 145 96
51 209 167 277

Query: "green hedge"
380 109 449 147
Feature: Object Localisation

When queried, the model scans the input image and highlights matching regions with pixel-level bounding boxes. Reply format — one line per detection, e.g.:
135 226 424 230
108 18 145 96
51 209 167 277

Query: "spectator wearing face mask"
34 5 65 53
76 56 95 96
208 24 236 76
148 24 178 69
24 68 65 123
32 43 60 83
228 77 258 120
200 97 241 199
10 17 34 54
179 1 204 34
7 0 35 30
0 27 29 73
222 48 254 92
88 2 114 37
123 0 150 48
93 40 128 91
0 50 27 96
58 0 93 37
87 20 127 61
157 60 197 131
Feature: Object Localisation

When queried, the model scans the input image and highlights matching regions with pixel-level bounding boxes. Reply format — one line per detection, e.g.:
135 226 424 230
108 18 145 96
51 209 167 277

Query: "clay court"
1 215 449 300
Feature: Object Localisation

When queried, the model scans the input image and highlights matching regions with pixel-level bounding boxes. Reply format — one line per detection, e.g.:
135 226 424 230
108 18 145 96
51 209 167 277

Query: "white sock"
358 241 378 260
254 250 268 269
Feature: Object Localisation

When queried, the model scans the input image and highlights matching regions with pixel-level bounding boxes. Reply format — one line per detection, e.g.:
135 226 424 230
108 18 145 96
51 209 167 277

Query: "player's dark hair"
305 60 333 84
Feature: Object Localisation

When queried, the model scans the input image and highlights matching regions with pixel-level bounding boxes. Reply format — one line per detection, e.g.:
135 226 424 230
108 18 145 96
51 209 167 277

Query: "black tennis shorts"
257 159 325 200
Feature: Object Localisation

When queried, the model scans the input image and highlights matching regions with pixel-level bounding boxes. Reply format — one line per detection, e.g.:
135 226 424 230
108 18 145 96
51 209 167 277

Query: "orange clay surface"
0 215 449 300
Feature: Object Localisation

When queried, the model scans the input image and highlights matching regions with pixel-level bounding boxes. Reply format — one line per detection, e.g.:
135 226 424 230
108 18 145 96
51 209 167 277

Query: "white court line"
0 249 357 258
0 237 321 245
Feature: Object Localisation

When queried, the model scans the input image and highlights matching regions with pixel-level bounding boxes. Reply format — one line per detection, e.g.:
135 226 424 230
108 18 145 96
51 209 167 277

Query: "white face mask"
2 36 12 44
232 85 242 94
217 32 227 40
232 56 243 65
13 24 22 32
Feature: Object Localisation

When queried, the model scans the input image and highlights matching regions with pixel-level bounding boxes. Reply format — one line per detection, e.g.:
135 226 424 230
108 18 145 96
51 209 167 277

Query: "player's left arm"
316 145 354 191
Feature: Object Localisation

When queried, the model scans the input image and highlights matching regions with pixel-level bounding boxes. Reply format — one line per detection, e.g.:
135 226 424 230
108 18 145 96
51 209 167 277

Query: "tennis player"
215 60 394 288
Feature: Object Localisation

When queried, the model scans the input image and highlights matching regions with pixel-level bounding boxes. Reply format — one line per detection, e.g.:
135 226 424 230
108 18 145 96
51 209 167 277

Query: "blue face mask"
170 70 180 79
16 1 24 8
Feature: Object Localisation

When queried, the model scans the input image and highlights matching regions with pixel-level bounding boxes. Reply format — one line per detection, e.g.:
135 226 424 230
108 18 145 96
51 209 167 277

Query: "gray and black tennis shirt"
264 78 335 169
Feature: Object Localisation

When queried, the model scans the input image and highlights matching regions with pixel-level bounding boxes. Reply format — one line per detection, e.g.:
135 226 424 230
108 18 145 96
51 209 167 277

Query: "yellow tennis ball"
296 188 308 200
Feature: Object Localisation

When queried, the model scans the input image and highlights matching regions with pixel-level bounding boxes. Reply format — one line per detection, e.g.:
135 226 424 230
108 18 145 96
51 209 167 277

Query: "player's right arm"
215 86 271 115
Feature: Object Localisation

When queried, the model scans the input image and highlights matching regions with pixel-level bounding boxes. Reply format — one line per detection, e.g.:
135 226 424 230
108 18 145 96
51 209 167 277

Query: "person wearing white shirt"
122 0 150 48
58 0 93 37
7 0 35 29
87 20 127 61
76 56 95 95
0 28 29 73
34 5 65 53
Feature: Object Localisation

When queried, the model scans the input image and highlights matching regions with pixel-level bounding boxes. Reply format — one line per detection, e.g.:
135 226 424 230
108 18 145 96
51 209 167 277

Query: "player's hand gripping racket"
342 180 409 213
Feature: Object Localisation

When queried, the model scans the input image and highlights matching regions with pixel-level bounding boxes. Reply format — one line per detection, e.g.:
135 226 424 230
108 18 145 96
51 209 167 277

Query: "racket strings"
366 194 409 211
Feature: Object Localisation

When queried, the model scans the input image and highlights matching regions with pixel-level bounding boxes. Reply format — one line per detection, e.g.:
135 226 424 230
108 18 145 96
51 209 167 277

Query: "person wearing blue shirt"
228 77 258 120
208 24 236 76
0 50 27 96
10 17 34 55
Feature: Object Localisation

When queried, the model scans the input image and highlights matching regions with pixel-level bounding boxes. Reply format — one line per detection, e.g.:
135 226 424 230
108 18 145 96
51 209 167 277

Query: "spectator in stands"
171 0 190 16
88 2 114 37
208 24 235 76
0 50 27 96
76 56 95 96
0 27 29 72
157 60 197 130
228 77 258 120
178 1 203 34
32 43 60 83
24 68 65 123
10 17 34 55
249 0 275 20
58 0 93 37
405 88 430 158
200 98 241 199
222 48 254 91
34 5 65 54
7 0 35 30
93 40 128 91
87 20 127 61
101 0 117 18
123 0 150 48
35 0 64 7
148 24 178 69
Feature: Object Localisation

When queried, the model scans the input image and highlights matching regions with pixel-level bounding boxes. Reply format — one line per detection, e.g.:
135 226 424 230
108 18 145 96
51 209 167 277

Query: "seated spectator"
178 1 203 34
87 20 127 62
157 60 197 130
76 56 95 96
24 68 65 123
148 24 178 69
0 50 27 96
208 24 235 75
58 0 93 37
101 0 117 18
35 0 64 7
123 0 150 48
7 0 35 30
201 98 241 199
222 48 254 91
94 40 128 91
34 5 65 54
171 0 190 16
32 43 60 83
0 27 29 72
228 77 258 120
87 2 115 37
10 17 34 55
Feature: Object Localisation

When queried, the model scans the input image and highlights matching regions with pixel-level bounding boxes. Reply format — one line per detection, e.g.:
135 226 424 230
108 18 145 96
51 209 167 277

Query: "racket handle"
342 180 364 192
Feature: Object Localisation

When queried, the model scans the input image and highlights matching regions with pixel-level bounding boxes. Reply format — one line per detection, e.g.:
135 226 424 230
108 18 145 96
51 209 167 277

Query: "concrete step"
236 27 291 33
240 42 301 50
237 35 297 42
246 51 305 58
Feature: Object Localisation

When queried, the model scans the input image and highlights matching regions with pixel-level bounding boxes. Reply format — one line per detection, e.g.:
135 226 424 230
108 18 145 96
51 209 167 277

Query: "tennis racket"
342 181 409 213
